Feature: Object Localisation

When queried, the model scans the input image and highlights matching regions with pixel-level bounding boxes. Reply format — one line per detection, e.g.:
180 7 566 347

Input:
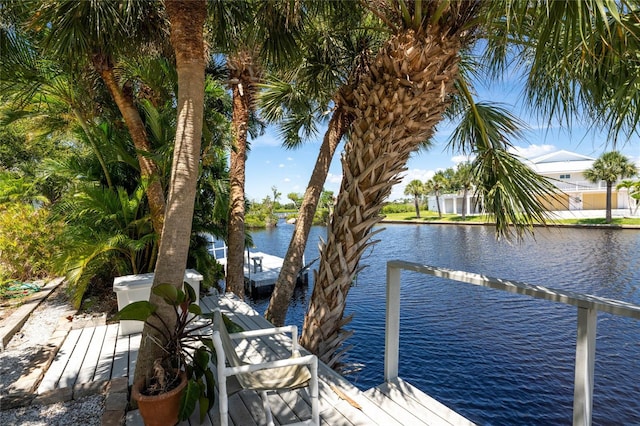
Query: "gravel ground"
0 285 106 425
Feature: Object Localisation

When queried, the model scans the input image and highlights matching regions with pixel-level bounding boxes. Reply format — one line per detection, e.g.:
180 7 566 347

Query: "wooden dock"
30 293 474 425
215 250 309 295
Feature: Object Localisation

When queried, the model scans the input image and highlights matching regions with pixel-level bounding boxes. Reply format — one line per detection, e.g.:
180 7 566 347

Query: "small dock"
213 246 308 295
12 293 474 425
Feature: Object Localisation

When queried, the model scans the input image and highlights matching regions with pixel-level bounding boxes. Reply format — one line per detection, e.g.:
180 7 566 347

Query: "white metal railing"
384 261 640 426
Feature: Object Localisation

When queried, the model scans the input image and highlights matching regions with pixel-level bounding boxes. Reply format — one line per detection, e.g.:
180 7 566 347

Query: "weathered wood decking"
36 293 474 425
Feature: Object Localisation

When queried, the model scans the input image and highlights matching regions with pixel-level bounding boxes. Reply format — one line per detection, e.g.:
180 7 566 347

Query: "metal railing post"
573 306 597 426
385 263 401 382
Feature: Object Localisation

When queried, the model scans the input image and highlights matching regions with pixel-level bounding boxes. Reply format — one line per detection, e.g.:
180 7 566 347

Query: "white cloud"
509 144 556 159
326 173 343 184
451 154 474 164
278 163 285 168
388 168 437 201
283 178 291 182
287 157 294 161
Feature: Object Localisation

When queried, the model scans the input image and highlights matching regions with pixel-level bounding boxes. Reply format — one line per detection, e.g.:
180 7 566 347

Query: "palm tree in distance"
584 151 638 223
453 162 474 219
616 180 640 216
404 179 425 218
424 173 447 219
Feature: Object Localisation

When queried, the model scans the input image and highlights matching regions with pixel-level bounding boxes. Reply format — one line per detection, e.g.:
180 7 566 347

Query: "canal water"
246 223 640 425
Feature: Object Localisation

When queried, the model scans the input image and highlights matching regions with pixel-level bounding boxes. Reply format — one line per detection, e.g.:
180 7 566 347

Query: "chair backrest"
212 309 311 392
213 309 244 368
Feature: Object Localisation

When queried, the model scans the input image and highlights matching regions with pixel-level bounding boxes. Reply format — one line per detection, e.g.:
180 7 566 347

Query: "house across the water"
428 150 638 216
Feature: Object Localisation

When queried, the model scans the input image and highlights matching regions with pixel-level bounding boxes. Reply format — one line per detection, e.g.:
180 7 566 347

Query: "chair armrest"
224 353 317 376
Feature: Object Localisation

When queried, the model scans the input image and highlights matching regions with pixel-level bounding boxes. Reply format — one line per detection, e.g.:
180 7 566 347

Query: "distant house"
427 150 638 215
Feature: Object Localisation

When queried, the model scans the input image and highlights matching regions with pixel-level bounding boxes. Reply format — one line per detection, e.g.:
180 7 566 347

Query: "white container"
113 269 203 335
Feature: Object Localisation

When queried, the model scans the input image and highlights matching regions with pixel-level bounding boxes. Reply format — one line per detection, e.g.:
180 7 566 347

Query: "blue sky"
245 78 640 203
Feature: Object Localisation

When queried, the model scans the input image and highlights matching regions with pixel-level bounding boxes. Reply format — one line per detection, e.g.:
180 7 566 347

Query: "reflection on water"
247 223 640 425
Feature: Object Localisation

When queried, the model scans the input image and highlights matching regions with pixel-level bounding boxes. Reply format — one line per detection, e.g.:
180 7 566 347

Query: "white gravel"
0 285 106 425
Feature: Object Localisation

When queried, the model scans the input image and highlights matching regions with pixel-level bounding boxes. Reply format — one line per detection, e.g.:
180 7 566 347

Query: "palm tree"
584 151 638 223
453 162 474 219
263 5 378 326
135 0 207 387
25 0 169 236
616 180 640 215
424 173 447 219
299 1 639 367
404 179 425 218
208 1 305 298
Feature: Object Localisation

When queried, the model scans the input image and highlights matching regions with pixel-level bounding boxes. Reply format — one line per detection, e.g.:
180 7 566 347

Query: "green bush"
381 203 415 214
0 203 63 283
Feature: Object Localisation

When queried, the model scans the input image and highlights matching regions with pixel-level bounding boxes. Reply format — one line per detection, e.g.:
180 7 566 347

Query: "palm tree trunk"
265 104 352 326
226 85 249 298
134 0 206 386
226 51 260 298
300 30 460 368
414 195 421 218
436 193 442 218
93 55 166 236
606 182 612 223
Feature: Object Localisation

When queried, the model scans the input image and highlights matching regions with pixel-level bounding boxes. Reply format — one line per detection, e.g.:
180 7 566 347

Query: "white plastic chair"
211 309 319 426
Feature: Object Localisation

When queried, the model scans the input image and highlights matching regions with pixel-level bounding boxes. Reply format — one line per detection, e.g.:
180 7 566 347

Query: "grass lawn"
382 211 640 226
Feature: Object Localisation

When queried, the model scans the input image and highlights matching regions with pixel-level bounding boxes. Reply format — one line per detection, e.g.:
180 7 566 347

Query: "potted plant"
115 282 216 425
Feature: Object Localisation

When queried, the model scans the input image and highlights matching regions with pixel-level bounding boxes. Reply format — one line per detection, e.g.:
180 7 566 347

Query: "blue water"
246 223 640 425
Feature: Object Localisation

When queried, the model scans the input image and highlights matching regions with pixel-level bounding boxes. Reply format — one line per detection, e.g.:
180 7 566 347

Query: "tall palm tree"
208 1 305 298
299 0 639 367
135 0 207 386
25 0 168 236
404 179 425 217
584 151 638 223
263 5 379 326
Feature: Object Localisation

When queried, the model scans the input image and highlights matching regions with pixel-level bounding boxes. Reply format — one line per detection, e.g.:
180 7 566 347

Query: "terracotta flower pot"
132 372 188 426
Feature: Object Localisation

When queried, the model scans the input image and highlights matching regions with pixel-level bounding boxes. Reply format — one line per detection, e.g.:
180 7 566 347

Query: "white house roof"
527 149 595 174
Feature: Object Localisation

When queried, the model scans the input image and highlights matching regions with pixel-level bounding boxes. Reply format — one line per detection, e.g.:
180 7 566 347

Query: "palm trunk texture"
134 0 206 385
300 30 461 368
93 58 166 236
265 103 353 326
226 52 261 298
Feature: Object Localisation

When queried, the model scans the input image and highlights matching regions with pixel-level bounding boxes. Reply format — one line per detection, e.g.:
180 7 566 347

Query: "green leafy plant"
115 283 216 422
0 202 62 284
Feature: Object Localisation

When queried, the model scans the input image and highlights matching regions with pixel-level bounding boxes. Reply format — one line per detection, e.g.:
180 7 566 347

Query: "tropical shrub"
0 203 63 284
52 184 157 307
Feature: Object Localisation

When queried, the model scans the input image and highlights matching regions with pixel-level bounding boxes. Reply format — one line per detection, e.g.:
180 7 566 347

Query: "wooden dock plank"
363 385 430 425
380 378 476 426
112 327 130 380
76 324 108 384
37 327 82 393
93 323 119 381
128 333 142 386
57 326 94 389
33 292 472 426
